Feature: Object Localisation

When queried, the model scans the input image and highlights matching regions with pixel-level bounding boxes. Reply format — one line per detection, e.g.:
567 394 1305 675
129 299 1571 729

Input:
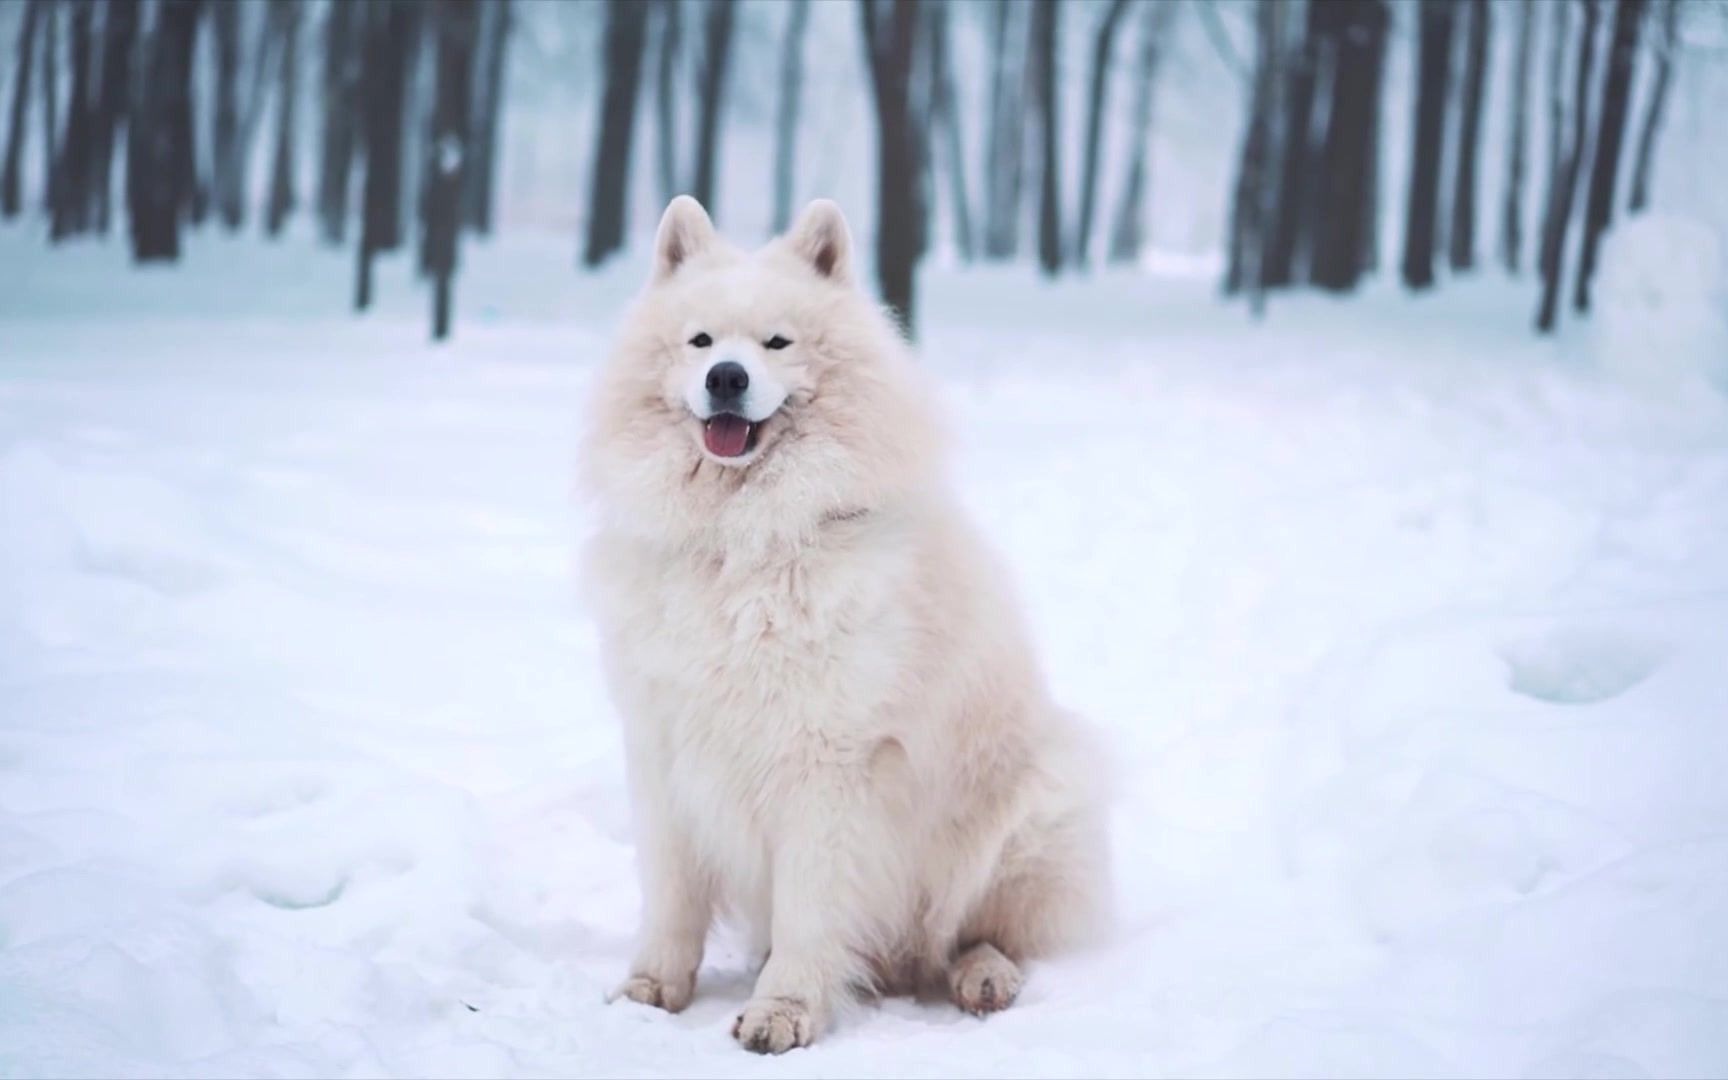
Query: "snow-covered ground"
3 227 1728 1078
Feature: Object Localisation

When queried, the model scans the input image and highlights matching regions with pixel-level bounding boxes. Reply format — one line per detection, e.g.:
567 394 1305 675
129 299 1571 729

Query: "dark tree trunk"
88 0 137 232
1226 0 1285 316
1262 0 1325 289
1108 0 1172 265
689 0 735 215
1536 0 1599 332
316 0 360 242
1501 0 1535 272
1401 0 1456 291
210 0 241 229
463 0 508 232
423 0 477 341
860 0 923 333
981 0 1026 261
50 0 97 239
128 0 202 262
355 1 419 310
653 0 680 207
1358 2 1387 273
771 0 810 234
1448 0 1490 271
1573 0 1644 312
1 0 42 219
1544 0 1569 201
1073 0 1130 267
1627 0 1675 213
265 0 300 236
582 0 649 268
926 0 972 259
1029 0 1060 277
39 0 59 215
1310 0 1388 292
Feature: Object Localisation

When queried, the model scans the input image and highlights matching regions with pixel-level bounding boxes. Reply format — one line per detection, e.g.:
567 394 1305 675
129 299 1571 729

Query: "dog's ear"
785 199 853 285
653 196 717 282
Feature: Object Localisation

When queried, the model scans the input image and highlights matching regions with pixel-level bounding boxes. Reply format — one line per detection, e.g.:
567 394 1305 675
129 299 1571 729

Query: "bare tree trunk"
1030 0 1060 276
1265 0 1329 289
689 0 735 214
88 0 137 232
39 0 59 216
355 0 419 310
1542 0 1570 224
50 0 96 239
463 0 508 232
925 0 972 259
1536 0 1599 332
583 0 649 267
216 4 283 230
1226 0 1285 316
1401 0 1455 291
653 0 680 207
265 0 300 236
1358 2 1387 273
860 0 923 333
211 1 241 229
1573 0 1645 312
1448 0 1490 271
317 0 361 242
1627 0 1675 213
1310 0 1388 291
1 0 42 219
1073 0 1130 267
771 0 810 234
1107 0 1172 265
128 0 203 261
423 0 477 341
909 3 935 262
981 0 1026 260
1501 0 1535 272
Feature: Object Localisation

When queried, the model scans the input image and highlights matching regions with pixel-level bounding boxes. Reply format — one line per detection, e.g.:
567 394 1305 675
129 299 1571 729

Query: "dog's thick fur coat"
583 197 1108 1053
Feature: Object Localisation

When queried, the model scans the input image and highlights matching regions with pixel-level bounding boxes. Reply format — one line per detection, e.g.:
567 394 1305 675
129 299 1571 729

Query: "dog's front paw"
610 972 695 1013
731 996 814 1054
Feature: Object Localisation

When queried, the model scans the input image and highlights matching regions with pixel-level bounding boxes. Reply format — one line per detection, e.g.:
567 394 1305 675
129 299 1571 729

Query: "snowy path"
3 233 1727 1077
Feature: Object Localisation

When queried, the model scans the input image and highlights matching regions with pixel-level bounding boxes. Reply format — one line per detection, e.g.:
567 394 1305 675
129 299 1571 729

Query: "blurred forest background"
2 0 1727 339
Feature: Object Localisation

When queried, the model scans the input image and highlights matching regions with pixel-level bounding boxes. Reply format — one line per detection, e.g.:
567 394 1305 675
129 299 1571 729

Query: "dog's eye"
764 335 793 351
689 332 713 348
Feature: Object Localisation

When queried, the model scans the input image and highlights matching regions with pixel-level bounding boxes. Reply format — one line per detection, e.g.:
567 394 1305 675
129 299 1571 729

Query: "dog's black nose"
705 360 749 405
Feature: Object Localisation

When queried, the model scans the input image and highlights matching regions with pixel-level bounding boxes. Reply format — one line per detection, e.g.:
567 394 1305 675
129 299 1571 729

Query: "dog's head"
585 197 940 547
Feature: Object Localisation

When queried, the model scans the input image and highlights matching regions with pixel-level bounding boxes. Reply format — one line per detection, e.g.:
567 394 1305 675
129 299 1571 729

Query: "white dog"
582 196 1108 1053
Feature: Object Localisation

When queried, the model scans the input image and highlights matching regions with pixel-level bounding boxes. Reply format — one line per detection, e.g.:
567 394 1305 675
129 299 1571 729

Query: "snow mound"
1592 215 1728 395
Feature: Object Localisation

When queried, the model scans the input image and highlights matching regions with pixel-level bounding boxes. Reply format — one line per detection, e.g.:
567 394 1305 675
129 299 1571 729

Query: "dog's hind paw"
610 973 694 1013
731 996 814 1054
948 942 1023 1016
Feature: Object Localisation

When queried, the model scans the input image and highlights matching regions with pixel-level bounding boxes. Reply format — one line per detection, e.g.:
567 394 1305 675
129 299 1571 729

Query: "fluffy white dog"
583 196 1108 1053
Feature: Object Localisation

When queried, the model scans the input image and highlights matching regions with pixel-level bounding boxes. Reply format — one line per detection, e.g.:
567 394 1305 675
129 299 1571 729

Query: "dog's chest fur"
595 517 920 844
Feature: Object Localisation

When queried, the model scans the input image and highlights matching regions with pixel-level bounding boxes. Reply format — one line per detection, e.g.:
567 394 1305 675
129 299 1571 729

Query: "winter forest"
5 2 1728 1077
3 0 1724 337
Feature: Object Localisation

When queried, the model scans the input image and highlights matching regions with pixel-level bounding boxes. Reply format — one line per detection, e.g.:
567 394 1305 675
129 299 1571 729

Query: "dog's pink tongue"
704 414 751 457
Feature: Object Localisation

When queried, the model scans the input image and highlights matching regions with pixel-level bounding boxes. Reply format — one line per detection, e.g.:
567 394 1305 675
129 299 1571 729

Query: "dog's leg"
951 801 1107 1008
613 793 712 1013
731 766 907 1054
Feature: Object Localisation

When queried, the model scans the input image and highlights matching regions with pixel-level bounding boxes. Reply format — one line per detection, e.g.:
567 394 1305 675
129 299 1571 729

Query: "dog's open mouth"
702 413 760 459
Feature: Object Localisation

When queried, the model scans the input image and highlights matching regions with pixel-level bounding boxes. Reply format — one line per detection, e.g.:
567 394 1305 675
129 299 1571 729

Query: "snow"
1593 214 1728 396
3 225 1728 1078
